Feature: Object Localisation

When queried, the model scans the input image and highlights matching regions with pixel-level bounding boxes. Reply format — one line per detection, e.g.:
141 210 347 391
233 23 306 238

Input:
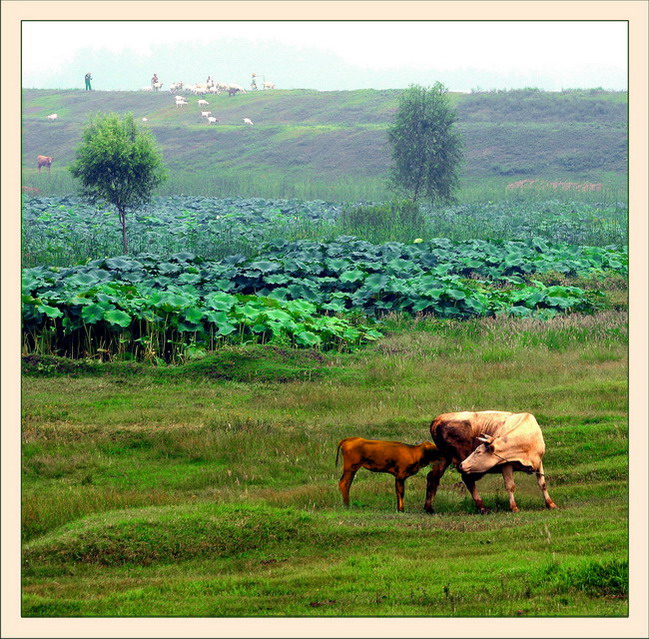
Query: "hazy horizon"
22 21 628 93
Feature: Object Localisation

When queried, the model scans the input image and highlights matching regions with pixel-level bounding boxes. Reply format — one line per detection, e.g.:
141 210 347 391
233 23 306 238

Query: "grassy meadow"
22 311 628 616
20 86 629 618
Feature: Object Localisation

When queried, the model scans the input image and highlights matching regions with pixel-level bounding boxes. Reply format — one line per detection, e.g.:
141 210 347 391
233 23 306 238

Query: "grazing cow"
424 411 556 514
337 437 443 512
36 155 54 173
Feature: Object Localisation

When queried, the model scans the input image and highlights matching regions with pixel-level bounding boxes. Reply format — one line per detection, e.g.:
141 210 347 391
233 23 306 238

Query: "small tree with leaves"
388 82 463 204
69 112 167 253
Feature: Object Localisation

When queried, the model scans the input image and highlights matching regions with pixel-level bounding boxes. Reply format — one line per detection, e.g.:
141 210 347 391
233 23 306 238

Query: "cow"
336 437 443 512
36 155 54 173
424 411 556 514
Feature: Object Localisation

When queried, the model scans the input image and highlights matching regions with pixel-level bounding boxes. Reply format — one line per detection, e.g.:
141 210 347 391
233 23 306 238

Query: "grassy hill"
21 87 627 201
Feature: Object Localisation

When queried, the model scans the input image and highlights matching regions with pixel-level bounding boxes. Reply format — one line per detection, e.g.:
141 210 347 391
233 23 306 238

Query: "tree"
387 82 463 204
69 112 167 253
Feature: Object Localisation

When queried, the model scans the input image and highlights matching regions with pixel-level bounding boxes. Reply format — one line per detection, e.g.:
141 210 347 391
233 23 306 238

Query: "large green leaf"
81 303 106 324
104 309 132 327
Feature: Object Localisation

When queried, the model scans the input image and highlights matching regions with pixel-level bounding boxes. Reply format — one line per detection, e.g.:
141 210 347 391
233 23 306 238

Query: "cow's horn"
477 434 493 443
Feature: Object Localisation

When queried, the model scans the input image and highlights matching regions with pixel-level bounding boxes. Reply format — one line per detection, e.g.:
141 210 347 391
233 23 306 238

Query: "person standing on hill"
85 72 92 90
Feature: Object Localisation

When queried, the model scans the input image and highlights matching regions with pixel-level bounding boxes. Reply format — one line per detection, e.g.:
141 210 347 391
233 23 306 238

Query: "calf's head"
458 434 503 474
421 441 443 463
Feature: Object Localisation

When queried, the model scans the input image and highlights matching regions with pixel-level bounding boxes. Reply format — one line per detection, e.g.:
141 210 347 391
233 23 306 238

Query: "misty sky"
22 21 628 92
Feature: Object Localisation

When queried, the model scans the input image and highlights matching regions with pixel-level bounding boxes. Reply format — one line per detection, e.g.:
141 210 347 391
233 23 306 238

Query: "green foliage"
388 83 463 203
68 112 167 252
21 196 628 268
21 236 625 360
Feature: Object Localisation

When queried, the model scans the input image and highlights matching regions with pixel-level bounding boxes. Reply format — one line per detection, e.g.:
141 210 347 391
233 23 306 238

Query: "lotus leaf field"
22 196 627 267
23 229 626 360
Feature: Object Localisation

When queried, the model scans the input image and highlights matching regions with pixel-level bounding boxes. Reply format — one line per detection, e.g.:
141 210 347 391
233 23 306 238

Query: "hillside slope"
22 88 627 197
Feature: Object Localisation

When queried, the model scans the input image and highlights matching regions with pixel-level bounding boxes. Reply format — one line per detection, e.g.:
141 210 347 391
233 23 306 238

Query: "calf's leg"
424 458 449 513
395 477 406 512
339 466 359 507
501 464 519 512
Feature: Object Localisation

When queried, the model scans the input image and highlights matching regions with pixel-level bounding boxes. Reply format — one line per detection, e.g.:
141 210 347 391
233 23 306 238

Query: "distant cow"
336 437 443 512
424 411 556 514
36 155 54 173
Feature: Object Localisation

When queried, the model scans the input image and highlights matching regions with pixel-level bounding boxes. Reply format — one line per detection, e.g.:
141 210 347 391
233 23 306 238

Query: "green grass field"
21 311 628 616
22 87 627 201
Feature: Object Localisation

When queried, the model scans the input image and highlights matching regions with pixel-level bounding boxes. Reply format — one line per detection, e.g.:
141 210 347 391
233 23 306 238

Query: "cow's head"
458 434 503 474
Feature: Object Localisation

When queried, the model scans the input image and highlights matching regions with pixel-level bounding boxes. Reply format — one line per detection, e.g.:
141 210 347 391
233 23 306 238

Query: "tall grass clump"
535 559 628 597
336 200 429 243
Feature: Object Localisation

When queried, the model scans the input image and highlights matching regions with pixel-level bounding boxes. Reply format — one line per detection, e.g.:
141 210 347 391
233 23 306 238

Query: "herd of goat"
41 77 272 129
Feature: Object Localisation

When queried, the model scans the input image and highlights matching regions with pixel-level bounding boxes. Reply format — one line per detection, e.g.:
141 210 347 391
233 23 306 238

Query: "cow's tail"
335 442 343 468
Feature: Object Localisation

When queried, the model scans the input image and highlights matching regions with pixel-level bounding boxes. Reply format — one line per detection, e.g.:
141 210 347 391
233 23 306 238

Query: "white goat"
46 113 58 121
207 116 218 124
175 99 188 108
152 82 164 91
142 117 149 122
142 86 153 92
201 111 212 118
197 99 209 107
243 118 254 126
263 82 276 90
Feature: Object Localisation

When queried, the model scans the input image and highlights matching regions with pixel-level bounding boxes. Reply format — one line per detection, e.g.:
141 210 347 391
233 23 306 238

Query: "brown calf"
336 437 443 512
37 155 54 173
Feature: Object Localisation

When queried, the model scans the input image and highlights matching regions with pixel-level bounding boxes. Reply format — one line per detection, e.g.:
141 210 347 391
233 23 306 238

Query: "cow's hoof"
424 507 435 515
547 502 557 509
479 508 489 515
511 506 520 513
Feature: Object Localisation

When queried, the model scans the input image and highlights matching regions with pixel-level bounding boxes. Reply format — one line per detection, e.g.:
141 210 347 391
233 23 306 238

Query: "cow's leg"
424 458 449 513
536 462 557 509
462 474 487 514
501 464 519 512
395 477 406 512
338 466 359 507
